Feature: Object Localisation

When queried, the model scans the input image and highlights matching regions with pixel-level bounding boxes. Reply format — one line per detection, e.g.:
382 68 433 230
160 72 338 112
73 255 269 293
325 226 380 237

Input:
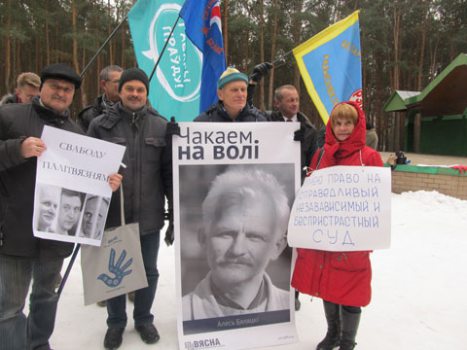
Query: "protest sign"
33 126 125 246
288 166 391 251
173 122 300 350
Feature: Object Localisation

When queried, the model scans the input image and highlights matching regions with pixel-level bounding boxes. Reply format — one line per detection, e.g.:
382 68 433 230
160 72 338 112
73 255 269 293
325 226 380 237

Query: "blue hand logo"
97 248 133 287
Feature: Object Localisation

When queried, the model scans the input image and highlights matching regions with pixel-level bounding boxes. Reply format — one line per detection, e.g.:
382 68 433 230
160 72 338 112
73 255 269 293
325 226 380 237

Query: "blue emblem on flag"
294 11 362 124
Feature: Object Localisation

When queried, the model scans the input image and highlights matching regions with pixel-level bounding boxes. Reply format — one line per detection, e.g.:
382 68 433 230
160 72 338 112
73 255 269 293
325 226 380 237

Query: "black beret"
118 67 149 95
40 63 81 89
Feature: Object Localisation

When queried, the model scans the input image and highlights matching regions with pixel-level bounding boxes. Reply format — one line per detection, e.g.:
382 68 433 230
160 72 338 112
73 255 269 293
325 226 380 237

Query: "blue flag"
180 0 226 113
128 0 202 121
293 11 362 124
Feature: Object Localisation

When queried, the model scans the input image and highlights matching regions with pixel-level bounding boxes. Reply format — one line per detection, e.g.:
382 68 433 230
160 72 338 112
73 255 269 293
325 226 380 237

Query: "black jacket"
0 93 19 106
88 102 172 234
78 95 112 132
195 102 268 122
0 97 81 259
269 111 318 178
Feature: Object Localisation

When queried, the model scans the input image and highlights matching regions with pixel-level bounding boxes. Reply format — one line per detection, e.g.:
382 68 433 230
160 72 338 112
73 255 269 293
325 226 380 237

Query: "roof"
384 53 467 116
384 90 420 112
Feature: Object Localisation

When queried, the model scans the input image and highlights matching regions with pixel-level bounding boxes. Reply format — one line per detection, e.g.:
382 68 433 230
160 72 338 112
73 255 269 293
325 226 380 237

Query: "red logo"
349 89 363 109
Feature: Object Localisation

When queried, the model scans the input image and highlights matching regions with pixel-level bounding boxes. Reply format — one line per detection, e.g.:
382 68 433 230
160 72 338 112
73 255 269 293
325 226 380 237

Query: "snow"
51 190 467 349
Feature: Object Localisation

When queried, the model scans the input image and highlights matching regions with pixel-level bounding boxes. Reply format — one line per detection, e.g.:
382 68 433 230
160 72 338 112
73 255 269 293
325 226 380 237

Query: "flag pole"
271 50 293 69
57 11 182 299
56 244 81 297
148 15 181 82
56 16 128 298
80 15 129 78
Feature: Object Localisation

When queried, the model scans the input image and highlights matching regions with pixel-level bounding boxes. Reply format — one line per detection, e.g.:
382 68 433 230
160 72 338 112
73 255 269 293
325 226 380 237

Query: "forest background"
1 0 465 151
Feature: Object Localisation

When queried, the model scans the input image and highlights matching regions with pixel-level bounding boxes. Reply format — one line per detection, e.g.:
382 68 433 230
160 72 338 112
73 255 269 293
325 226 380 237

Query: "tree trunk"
108 0 114 64
222 0 229 62
414 112 421 153
392 5 401 90
267 0 279 110
45 0 50 65
390 4 402 152
4 0 12 91
72 0 80 74
292 0 304 91
258 0 266 111
417 4 428 90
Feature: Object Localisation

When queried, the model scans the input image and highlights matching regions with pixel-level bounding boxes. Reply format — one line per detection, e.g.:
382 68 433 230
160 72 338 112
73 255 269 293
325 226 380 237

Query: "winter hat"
217 67 248 89
118 67 149 95
40 63 81 89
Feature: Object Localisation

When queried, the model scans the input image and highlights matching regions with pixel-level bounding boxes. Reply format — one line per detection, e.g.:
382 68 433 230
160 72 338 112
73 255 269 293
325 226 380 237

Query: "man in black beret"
0 63 121 350
88 67 172 349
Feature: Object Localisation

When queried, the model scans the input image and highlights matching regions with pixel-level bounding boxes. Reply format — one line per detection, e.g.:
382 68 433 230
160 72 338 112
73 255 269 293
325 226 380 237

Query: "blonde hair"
330 103 358 126
16 72 40 89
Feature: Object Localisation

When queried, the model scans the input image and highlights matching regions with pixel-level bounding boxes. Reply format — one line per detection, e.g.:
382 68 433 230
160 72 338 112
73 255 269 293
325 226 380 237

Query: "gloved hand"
163 210 174 246
166 116 181 138
294 126 305 142
164 222 174 246
249 62 273 83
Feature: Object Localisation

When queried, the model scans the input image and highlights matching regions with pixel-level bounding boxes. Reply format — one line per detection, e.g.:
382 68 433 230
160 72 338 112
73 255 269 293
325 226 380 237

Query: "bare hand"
108 173 123 192
21 137 47 158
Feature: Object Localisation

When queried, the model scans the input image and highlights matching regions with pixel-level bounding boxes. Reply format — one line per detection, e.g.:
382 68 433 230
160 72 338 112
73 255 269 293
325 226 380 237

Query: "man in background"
366 120 379 150
78 65 123 131
0 72 40 106
195 67 267 122
269 84 318 311
270 84 318 174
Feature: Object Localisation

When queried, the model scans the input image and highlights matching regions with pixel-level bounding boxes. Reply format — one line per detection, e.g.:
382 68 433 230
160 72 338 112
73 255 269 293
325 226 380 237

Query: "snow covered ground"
51 191 467 349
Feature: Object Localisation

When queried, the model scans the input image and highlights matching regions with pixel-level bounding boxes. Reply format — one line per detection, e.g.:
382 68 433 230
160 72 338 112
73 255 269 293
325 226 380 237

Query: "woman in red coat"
291 101 383 350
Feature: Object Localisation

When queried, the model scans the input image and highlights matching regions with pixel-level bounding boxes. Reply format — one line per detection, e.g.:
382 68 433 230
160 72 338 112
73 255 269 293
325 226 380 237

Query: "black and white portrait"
179 164 295 332
54 188 85 236
77 195 110 240
34 184 62 233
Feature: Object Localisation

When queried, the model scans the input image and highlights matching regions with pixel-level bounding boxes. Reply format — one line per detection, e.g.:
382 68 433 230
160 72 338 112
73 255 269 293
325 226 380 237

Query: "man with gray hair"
78 65 123 131
182 168 291 320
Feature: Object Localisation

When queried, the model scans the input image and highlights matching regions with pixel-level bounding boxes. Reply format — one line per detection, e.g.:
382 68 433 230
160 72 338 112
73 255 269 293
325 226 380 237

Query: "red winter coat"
291 101 383 307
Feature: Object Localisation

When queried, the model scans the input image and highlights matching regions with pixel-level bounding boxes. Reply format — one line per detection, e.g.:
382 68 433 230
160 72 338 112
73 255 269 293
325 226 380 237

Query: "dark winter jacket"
194 102 268 122
0 93 20 106
269 110 318 179
0 96 81 259
87 102 172 235
291 101 383 307
78 95 116 132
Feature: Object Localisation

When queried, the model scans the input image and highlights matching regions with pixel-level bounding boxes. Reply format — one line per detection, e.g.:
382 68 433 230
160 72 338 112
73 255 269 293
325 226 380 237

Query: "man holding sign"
291 102 383 350
0 63 122 350
88 67 173 349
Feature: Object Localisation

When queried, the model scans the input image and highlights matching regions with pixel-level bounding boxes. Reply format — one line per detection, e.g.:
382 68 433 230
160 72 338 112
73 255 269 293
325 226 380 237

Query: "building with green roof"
384 53 467 156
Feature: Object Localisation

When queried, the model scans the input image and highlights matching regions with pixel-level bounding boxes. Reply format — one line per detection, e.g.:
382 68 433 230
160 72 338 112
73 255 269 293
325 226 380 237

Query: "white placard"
33 126 125 246
174 122 300 350
288 166 391 251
